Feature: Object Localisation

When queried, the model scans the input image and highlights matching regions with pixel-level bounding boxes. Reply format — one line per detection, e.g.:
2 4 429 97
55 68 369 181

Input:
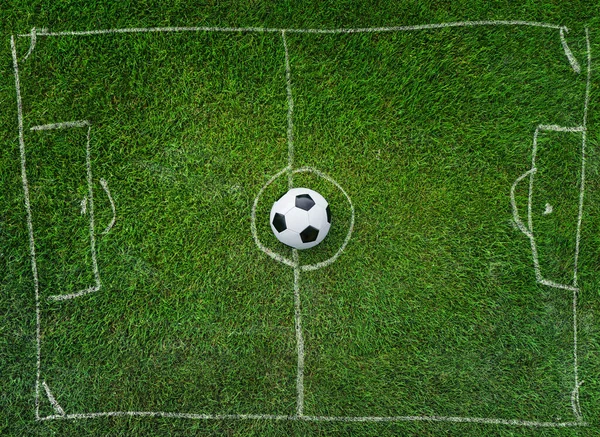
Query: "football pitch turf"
1 3 600 436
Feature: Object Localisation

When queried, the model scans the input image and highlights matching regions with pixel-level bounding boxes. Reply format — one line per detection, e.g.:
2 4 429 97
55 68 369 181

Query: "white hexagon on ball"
270 187 332 250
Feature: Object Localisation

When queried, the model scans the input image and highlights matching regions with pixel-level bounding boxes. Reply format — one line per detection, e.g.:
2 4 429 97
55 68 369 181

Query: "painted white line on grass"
80 196 88 215
573 29 592 289
511 122 585 293
536 124 585 133
23 22 588 427
42 381 65 416
282 30 295 190
538 279 578 292
18 21 564 38
11 34 42 421
571 27 591 423
301 415 587 427
22 27 37 61
292 250 305 416
37 411 588 427
39 412 293 421
48 125 102 301
530 124 584 292
510 167 536 239
560 27 581 74
571 380 584 420
99 178 116 235
31 120 91 131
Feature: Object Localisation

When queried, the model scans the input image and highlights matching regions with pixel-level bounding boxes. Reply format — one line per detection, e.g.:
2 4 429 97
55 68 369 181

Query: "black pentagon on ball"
272 213 287 233
326 205 331 223
300 225 319 243
295 194 315 211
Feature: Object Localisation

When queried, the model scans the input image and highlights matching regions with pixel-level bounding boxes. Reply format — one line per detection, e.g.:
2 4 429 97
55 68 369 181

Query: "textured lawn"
1 2 600 437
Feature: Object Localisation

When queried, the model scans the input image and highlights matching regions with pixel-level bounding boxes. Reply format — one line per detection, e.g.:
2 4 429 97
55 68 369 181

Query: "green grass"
1 2 600 436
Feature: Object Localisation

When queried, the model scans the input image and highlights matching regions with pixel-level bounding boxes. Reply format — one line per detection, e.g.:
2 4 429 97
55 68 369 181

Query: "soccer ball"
270 188 331 250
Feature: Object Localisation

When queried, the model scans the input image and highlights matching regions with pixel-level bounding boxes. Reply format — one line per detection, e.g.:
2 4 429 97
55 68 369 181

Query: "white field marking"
571 380 584 420
543 203 553 215
510 167 579 292
22 27 36 61
571 27 591 423
17 21 563 38
511 167 536 238
30 120 91 131
11 34 42 420
39 412 294 421
37 412 587 427
23 22 585 427
80 196 88 215
560 27 581 74
292 250 304 417
574 28 592 288
41 381 65 416
281 30 295 190
48 126 102 301
510 123 586 293
537 124 585 133
251 166 297 269
99 178 116 235
301 415 587 427
531 124 584 291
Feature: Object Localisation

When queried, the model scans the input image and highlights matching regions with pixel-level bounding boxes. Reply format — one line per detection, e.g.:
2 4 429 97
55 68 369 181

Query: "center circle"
250 166 355 271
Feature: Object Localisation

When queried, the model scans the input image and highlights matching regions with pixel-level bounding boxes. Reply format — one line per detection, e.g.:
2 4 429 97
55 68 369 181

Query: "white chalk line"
510 167 536 238
281 30 295 190
17 21 564 38
99 178 116 235
512 28 592 421
571 27 591 423
511 123 585 293
537 124 585 132
571 380 584 420
39 412 292 421
41 381 65 416
47 125 102 301
22 27 36 61
560 27 581 74
36 412 587 427
292 250 304 417
80 196 88 215
574 29 592 288
280 34 304 416
302 415 587 427
30 120 91 131
20 23 587 426
11 34 42 420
